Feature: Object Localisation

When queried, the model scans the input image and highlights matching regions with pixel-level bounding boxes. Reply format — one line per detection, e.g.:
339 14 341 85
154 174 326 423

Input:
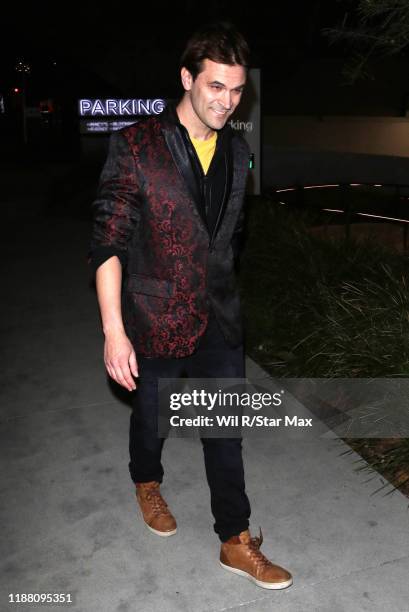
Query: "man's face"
181 58 246 131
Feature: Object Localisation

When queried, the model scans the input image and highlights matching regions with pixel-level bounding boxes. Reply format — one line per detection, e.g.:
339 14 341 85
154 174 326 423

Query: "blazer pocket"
126 274 174 298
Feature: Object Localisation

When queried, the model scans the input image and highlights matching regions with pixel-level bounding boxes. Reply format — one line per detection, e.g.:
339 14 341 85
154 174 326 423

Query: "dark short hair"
180 21 251 80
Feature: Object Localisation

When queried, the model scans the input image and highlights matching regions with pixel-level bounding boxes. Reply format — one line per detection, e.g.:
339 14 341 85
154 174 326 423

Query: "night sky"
2 2 409 115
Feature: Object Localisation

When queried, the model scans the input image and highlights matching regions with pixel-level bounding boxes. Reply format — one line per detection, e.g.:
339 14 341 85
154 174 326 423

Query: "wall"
262 116 409 189
264 116 409 157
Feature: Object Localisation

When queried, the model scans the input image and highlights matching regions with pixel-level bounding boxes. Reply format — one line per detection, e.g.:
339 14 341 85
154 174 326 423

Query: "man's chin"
208 116 230 130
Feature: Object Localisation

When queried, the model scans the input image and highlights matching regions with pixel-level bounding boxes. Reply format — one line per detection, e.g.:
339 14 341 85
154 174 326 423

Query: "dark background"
3 1 408 129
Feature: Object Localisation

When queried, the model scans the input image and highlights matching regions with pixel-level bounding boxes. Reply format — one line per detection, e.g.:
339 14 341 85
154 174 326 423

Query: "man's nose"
221 90 232 110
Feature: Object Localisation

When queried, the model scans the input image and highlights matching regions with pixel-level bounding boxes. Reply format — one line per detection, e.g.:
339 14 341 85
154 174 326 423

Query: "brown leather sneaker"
220 527 293 590
135 481 177 537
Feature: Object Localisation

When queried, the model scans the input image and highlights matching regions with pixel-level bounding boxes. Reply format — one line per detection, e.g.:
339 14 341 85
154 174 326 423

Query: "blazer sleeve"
87 129 140 277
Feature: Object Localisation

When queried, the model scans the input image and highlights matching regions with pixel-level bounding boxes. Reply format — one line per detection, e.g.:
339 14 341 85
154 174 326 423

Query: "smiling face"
179 58 246 136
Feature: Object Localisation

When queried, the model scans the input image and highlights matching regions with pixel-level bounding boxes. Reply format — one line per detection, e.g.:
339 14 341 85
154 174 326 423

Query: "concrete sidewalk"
1 215 409 612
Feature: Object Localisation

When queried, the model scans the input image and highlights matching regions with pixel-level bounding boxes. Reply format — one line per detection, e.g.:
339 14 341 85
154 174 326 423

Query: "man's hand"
104 329 138 392
94 256 138 392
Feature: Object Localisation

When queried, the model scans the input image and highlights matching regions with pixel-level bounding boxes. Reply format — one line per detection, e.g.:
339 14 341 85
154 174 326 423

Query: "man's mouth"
213 108 228 116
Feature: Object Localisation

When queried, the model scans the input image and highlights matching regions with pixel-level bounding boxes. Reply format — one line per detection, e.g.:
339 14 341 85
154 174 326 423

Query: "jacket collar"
160 99 233 146
159 99 233 245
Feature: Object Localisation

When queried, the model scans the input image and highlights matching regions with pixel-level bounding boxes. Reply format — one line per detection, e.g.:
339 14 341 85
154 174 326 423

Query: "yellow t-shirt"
190 131 217 175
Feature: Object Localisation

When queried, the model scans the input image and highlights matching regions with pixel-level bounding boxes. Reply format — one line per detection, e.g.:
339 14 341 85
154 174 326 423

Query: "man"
88 21 292 590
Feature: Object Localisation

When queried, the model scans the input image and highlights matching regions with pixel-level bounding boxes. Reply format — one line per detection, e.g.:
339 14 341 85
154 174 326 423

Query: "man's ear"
180 67 193 91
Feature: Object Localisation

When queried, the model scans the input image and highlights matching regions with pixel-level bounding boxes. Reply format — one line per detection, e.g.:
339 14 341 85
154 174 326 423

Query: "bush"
240 197 409 377
239 197 409 496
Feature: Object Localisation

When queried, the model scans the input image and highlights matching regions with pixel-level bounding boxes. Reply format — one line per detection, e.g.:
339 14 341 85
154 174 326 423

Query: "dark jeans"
128 310 251 542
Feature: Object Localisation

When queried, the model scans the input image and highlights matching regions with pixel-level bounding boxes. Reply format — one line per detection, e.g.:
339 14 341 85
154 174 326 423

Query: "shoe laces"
246 527 273 570
143 484 169 516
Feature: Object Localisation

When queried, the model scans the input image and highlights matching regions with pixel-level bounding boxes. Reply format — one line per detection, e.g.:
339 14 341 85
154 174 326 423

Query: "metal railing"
268 182 409 250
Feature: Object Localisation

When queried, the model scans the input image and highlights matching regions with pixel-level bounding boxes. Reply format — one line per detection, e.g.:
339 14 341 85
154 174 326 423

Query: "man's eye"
211 85 222 90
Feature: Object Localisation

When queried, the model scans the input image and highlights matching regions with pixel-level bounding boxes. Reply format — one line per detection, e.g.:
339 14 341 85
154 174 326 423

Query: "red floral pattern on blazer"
89 108 250 358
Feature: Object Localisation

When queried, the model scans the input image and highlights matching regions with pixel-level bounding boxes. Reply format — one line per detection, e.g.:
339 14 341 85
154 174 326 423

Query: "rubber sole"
145 522 177 537
219 561 293 590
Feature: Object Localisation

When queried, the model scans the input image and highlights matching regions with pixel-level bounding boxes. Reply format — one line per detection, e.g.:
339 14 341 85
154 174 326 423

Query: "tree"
323 0 409 82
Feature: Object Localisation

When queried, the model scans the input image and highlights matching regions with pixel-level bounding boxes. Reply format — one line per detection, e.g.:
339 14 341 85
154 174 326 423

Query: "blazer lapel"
209 142 233 247
159 102 235 244
160 105 209 235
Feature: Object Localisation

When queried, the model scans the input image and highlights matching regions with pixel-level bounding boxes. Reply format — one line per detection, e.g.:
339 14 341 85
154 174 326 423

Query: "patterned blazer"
89 102 250 358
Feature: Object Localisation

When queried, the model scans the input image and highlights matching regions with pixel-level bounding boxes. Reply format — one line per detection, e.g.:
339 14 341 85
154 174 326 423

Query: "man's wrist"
102 322 126 337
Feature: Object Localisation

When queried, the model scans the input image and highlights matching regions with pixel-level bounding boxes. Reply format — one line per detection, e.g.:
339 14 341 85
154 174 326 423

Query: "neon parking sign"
78 98 166 116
